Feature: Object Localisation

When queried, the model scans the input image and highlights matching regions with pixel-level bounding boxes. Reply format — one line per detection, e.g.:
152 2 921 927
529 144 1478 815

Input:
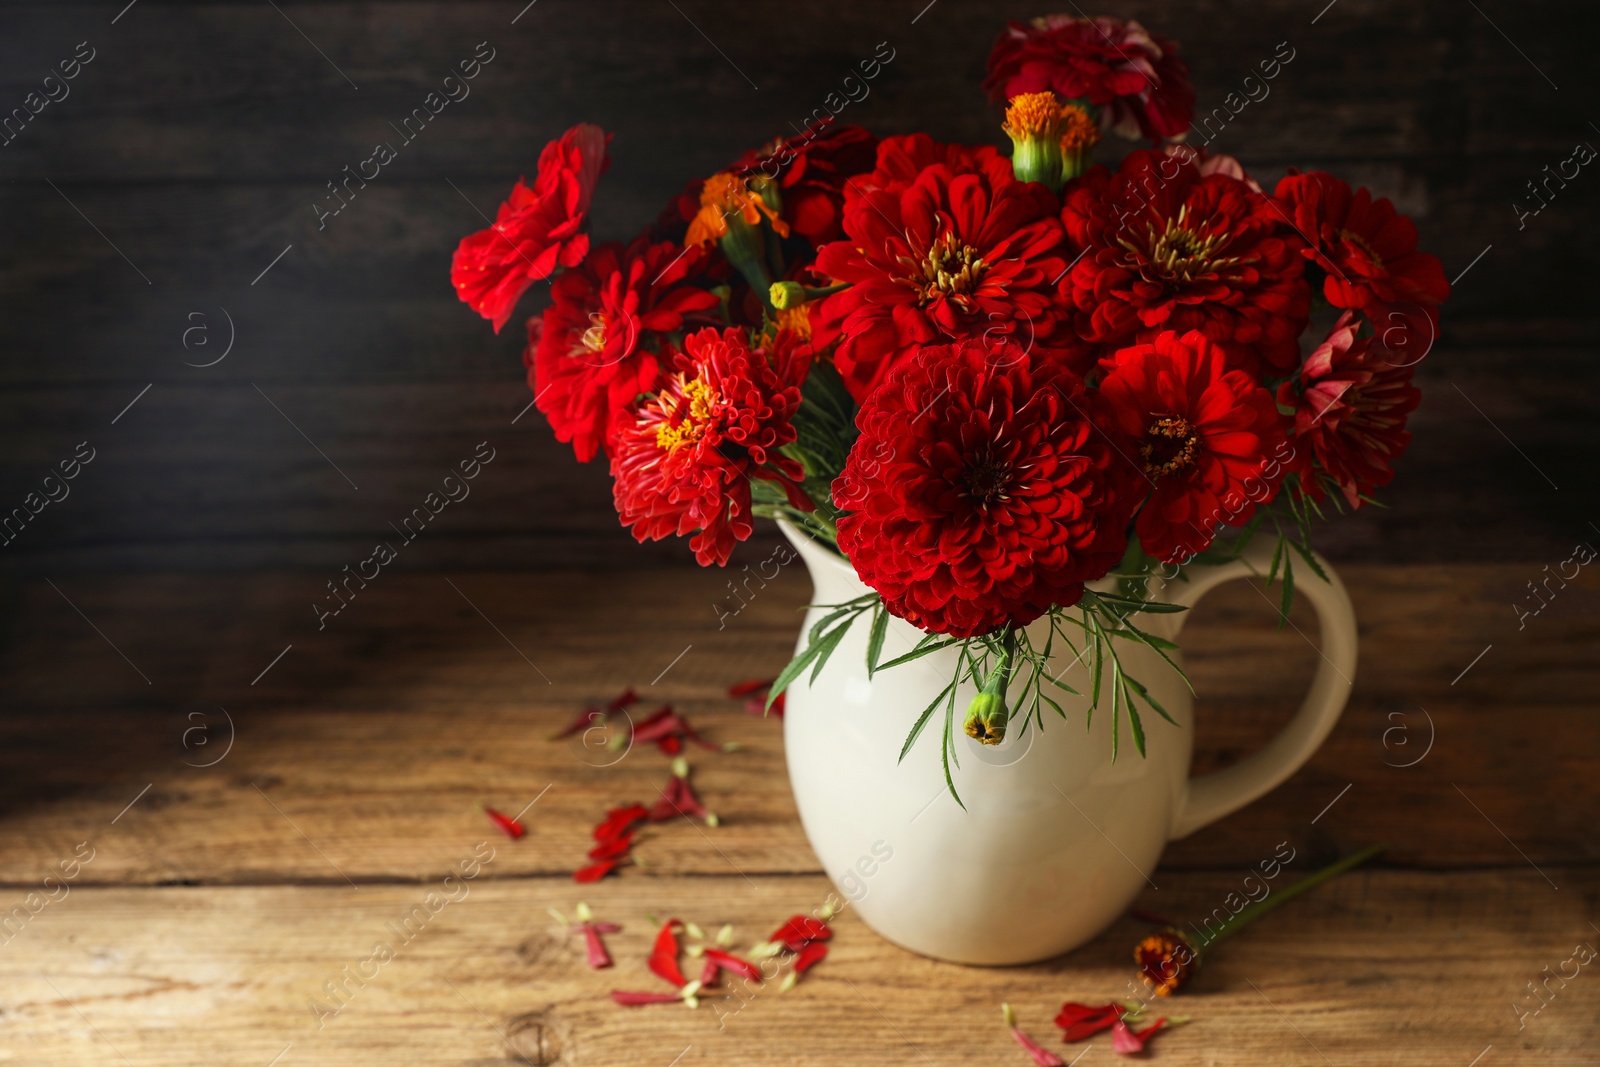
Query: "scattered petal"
699 957 721 986
587 830 636 861
726 678 769 697
1111 1017 1167 1055
1012 1025 1066 1067
610 989 683 1006
548 706 605 741
1055 1002 1127 1042
605 688 639 713
594 804 648 843
793 941 828 974
483 806 525 840
650 919 688 987
574 858 622 883
580 923 614 969
703 947 761 981
768 915 832 951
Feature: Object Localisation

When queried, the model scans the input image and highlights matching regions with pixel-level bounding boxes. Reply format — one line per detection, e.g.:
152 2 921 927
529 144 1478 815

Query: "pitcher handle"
1165 539 1358 840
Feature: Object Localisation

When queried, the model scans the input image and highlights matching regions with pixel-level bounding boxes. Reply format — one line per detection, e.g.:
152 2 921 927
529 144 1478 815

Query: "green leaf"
1087 591 1188 615
940 681 966 809
1125 674 1177 726
876 634 961 672
808 618 853 684
865 605 888 679
1125 688 1147 757
898 676 957 763
766 642 822 712
1288 536 1330 582
1277 551 1295 630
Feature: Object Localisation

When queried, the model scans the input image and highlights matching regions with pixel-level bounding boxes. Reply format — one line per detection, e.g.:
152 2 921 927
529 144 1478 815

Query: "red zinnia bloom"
815 157 1075 402
528 236 722 463
1055 1001 1127 1042
611 327 813 568
1278 312 1421 508
1274 170 1450 319
984 16 1195 142
735 119 879 247
1059 149 1309 375
452 123 610 332
840 133 1013 213
1097 330 1289 564
833 338 1132 638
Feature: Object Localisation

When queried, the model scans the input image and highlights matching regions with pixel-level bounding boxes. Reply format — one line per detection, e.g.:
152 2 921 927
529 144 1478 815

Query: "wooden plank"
0 869 1594 1065
0 565 1594 884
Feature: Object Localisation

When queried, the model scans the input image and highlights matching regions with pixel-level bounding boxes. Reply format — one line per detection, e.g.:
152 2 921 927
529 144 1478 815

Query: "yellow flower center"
654 377 720 453
1058 103 1100 154
905 231 986 306
1122 204 1248 286
575 312 606 356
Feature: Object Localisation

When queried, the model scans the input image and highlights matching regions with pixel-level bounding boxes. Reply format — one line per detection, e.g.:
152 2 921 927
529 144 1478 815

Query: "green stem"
1202 843 1386 950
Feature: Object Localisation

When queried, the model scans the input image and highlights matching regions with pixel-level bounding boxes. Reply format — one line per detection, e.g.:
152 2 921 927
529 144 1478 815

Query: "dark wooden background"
1 0 1596 574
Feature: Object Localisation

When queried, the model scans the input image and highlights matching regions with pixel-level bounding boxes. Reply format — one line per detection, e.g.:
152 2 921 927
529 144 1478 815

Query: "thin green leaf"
876 635 961 672
767 642 822 711
807 619 852 684
1277 551 1295 630
1125 674 1177 726
865 605 888 679
898 677 957 763
1125 687 1147 757
1288 536 1330 582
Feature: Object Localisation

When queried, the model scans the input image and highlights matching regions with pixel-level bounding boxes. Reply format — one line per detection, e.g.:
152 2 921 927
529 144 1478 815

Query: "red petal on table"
658 734 684 755
579 923 614 969
726 678 770 697
1111 1017 1166 1055
483 807 525 839
593 804 648 842
769 915 832 950
649 919 688 987
1055 1002 1125 1042
793 940 828 974
591 922 622 933
587 830 635 861
699 957 721 986
1011 1026 1065 1067
631 706 723 753
703 947 761 981
648 773 710 823
548 706 604 741
610 989 682 1006
574 858 621 883
630 705 675 736
605 688 639 713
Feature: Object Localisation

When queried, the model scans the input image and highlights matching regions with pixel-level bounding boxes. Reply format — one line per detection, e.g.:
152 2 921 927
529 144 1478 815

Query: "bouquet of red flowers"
451 13 1448 794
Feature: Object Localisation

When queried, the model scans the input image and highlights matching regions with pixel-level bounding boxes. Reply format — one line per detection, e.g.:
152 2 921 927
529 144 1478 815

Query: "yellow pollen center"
1058 103 1100 153
905 232 987 306
1338 229 1383 267
1140 416 1199 479
1122 204 1248 286
653 378 719 453
1004 92 1065 140
576 312 606 355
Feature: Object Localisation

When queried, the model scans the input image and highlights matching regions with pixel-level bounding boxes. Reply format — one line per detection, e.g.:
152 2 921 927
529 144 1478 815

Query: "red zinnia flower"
1097 330 1289 564
1274 170 1450 319
833 338 1131 638
1059 149 1309 375
452 123 610 332
528 236 722 463
735 119 879 247
984 16 1195 142
840 133 1013 213
611 327 813 568
1278 312 1421 508
814 158 1074 402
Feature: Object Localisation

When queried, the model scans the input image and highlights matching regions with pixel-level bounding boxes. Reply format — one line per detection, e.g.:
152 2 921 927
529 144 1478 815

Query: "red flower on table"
1097 330 1289 564
734 119 879 247
1278 312 1420 508
984 15 1195 142
1059 149 1309 375
1274 170 1451 323
833 338 1131 638
527 236 722 463
611 327 812 568
813 159 1073 402
452 123 611 332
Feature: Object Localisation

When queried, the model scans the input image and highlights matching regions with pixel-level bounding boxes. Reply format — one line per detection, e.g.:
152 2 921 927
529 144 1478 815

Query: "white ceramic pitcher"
779 521 1357 965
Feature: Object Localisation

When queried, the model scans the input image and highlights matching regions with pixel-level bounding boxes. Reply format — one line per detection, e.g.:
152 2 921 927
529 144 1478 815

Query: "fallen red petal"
703 947 761 981
609 989 682 1006
769 915 832 950
587 830 635 861
1012 1025 1065 1067
1055 1002 1126 1042
579 923 613 969
649 918 687 987
574 858 621 883
699 957 721 987
649 772 711 823
548 706 605 741
793 940 828 974
593 804 648 842
1111 1017 1166 1055
726 678 770 697
484 807 525 840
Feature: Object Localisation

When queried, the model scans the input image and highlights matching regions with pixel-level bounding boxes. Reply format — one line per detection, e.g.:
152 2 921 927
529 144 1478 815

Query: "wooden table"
1 563 1595 1065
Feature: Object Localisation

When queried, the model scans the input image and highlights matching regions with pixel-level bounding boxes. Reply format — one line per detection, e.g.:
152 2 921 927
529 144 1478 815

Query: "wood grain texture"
1 871 1596 1066
1 0 1597 570
0 564 1594 885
